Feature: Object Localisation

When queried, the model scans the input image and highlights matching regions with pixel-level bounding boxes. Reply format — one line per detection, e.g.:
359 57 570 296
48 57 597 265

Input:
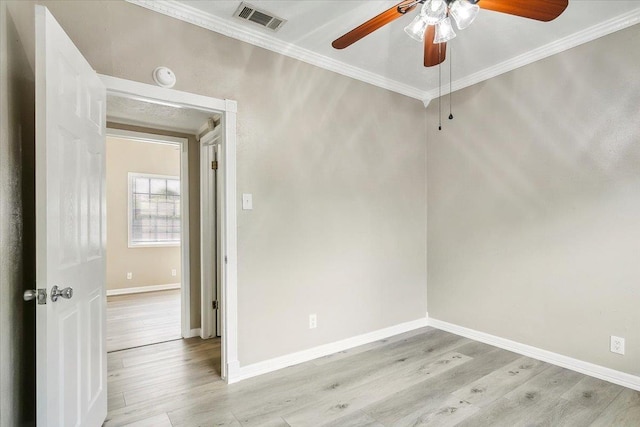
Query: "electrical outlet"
309 314 317 329
126 272 132 280
610 336 625 355
171 269 177 277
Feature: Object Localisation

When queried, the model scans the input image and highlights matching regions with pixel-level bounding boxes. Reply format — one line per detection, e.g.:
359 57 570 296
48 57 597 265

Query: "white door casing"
216 140 222 338
98 74 239 382
200 129 220 339
35 5 107 426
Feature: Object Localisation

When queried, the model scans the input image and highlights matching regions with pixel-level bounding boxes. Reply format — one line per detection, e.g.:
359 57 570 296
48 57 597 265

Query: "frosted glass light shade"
450 0 480 30
434 17 457 43
404 14 428 42
421 0 447 25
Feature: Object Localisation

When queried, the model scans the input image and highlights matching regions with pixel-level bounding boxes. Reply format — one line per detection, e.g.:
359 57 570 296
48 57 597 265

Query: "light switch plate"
242 193 253 210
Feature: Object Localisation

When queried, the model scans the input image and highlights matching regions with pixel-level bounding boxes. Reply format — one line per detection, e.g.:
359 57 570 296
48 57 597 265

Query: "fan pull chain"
438 42 442 131
449 44 453 121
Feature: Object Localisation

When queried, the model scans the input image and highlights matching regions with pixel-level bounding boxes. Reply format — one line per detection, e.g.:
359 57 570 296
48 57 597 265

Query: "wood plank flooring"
107 289 182 352
104 327 640 426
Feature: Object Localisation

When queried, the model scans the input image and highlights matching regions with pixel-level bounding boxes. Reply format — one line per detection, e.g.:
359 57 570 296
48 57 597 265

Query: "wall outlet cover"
309 313 317 329
610 336 625 355
126 272 133 280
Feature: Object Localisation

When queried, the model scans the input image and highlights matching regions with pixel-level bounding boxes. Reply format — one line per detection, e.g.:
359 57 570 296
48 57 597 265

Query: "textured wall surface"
427 24 640 376
6 0 428 366
0 2 36 425
106 136 182 290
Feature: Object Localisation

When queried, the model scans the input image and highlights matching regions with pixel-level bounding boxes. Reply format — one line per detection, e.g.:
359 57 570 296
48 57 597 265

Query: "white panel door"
35 5 107 426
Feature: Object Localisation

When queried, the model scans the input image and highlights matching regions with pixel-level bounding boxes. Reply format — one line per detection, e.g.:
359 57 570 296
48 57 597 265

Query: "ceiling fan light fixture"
421 0 447 25
404 14 428 42
434 16 456 43
449 0 480 30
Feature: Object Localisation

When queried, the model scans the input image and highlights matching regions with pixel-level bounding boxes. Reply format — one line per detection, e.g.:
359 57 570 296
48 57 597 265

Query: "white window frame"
128 172 182 248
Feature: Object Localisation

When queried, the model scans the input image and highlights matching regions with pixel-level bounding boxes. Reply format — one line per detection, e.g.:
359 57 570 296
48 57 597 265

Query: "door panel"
35 5 107 426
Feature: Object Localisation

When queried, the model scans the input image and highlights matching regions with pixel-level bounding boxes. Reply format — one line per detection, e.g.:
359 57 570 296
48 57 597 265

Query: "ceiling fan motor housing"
398 0 480 15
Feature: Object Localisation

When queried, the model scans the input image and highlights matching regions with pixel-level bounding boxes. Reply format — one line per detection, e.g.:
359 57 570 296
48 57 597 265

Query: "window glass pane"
135 177 149 194
157 203 172 217
130 174 181 245
167 179 180 196
150 179 166 195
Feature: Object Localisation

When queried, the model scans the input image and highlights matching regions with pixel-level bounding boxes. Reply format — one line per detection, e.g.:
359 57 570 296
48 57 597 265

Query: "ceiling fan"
332 0 569 67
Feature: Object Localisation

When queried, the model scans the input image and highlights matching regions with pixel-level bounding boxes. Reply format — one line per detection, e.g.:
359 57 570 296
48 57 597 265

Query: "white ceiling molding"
421 7 640 106
127 0 424 100
128 1 640 108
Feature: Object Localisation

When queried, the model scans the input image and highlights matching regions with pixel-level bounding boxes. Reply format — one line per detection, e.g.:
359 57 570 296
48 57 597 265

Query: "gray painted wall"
7 0 428 371
10 1 637 419
427 24 640 377
0 2 36 425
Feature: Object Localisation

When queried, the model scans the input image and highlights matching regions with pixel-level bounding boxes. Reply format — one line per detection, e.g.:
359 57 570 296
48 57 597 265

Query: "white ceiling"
130 0 640 104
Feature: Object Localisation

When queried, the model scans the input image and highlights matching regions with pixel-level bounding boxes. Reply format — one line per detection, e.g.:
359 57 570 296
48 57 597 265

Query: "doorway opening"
101 74 239 386
104 129 188 352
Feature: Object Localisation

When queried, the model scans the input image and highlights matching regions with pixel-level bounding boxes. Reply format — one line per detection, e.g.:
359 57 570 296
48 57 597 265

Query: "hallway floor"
107 289 182 352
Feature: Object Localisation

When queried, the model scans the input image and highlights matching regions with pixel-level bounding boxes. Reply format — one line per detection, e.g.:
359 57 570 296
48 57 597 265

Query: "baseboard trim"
227 316 430 384
428 317 640 392
184 328 201 338
106 283 181 296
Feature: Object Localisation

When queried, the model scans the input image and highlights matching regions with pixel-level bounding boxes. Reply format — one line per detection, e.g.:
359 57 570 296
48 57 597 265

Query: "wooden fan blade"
332 0 417 49
478 0 568 22
424 26 446 67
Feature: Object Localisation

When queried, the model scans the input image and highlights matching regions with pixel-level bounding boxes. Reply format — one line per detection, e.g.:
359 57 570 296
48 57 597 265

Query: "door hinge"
212 300 219 310
211 160 218 170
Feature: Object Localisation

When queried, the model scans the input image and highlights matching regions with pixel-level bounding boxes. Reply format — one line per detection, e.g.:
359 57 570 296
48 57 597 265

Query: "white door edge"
200 136 215 339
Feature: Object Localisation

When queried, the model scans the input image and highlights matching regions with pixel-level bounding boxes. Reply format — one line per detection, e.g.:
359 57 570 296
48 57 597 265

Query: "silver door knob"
24 289 47 304
51 285 73 302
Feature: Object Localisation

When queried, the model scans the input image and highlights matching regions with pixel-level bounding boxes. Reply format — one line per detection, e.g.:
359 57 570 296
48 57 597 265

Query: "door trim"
199 131 220 339
100 74 238 382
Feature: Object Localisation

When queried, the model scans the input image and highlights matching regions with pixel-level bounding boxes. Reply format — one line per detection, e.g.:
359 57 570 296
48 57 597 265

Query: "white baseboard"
106 283 181 296
428 317 640 392
227 316 430 384
183 328 201 338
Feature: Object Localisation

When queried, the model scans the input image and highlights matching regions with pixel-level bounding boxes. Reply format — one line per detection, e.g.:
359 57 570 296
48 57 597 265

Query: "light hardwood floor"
107 289 182 352
104 327 640 426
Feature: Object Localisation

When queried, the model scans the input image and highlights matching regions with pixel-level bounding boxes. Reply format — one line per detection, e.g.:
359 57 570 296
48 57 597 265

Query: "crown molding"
126 0 425 101
422 8 640 105
126 1 640 109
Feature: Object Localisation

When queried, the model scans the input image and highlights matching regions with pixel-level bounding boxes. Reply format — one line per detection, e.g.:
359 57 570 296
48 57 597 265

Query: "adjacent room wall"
105 135 182 291
5 0 428 366
0 2 36 425
427 24 640 377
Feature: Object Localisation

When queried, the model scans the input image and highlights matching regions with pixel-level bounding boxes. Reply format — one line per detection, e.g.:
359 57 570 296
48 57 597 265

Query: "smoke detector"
233 2 286 32
152 67 176 88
